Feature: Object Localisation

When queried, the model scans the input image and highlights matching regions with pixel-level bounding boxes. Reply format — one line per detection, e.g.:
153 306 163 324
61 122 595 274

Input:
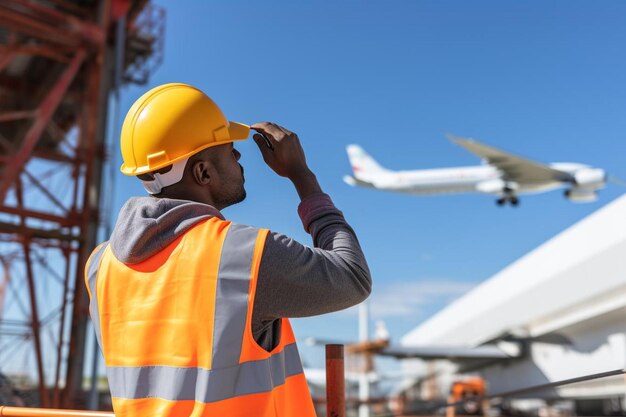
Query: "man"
85 83 371 416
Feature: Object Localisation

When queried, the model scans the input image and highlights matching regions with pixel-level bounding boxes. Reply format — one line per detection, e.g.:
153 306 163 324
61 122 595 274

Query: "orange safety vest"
85 217 317 417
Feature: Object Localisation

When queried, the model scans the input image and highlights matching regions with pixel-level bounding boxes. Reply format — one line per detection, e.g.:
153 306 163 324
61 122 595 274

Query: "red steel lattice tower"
0 0 163 408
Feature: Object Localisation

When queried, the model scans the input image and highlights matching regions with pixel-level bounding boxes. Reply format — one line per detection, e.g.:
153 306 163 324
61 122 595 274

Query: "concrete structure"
401 194 626 413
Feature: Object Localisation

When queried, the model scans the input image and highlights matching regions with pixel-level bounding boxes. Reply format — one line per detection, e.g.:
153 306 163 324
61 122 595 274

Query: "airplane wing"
378 344 520 361
448 135 573 183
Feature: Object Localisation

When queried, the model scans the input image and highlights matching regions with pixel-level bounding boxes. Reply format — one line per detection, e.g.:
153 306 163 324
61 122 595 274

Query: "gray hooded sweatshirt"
107 193 371 351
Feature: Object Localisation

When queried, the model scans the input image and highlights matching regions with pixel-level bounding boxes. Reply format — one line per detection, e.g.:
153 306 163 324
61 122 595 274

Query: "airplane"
343 135 610 206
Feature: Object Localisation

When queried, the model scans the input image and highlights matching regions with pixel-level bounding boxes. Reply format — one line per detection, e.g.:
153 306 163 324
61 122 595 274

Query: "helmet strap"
141 156 189 195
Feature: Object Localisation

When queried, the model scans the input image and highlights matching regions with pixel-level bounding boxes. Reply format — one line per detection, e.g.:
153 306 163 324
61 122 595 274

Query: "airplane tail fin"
346 145 389 178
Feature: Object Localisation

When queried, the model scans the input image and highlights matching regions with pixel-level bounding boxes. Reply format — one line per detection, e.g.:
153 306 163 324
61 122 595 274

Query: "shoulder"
221 222 270 249
86 241 110 268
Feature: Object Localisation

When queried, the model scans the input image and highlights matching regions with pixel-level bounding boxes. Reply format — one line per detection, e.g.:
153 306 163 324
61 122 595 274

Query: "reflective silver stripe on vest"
211 224 259 367
87 242 109 350
107 342 304 402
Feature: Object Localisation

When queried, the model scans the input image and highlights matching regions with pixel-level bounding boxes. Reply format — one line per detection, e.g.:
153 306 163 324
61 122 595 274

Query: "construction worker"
85 83 371 416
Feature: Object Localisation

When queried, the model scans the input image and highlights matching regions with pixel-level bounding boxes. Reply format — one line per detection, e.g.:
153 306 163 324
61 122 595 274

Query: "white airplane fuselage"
344 142 607 204
359 165 566 195
378 165 499 194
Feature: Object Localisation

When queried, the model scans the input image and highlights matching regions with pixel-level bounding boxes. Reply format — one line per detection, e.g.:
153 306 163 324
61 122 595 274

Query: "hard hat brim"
121 120 250 176
228 121 250 140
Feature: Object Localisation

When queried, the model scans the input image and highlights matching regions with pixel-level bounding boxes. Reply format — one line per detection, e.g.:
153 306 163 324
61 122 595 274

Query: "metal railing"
384 367 626 417
0 407 113 416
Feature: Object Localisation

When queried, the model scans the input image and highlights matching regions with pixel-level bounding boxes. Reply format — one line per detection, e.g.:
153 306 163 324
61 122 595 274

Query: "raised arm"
249 122 371 329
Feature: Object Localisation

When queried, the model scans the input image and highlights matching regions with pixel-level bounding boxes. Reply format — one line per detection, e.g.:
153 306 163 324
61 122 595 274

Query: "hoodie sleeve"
252 193 372 326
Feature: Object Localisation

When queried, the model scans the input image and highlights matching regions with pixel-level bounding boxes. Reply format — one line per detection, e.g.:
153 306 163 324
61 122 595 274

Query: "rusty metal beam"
7 0 104 45
16 179 48 407
0 134 15 154
0 257 11 320
0 0 162 409
0 45 71 64
0 221 78 241
0 0 104 48
0 49 86 203
0 205 75 226
0 6 79 47
22 240 48 407
0 111 36 123
31 149 77 164
47 0 92 19
23 170 69 214
0 50 16 73
64 0 113 402
0 238 78 251
52 246 71 408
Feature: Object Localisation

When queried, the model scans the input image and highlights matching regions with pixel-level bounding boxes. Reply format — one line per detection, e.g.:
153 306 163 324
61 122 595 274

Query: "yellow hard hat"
120 83 250 176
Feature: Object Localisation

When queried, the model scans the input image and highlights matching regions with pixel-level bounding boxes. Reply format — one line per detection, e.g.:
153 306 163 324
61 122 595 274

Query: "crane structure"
0 0 163 409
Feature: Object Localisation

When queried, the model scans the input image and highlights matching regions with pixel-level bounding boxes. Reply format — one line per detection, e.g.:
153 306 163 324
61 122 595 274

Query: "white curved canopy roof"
402 194 626 347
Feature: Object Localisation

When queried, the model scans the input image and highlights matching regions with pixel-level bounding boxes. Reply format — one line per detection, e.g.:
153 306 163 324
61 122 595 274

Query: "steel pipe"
326 344 346 417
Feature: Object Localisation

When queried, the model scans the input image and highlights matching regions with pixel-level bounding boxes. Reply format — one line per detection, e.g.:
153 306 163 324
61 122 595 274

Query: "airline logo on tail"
346 145 389 178
343 144 391 188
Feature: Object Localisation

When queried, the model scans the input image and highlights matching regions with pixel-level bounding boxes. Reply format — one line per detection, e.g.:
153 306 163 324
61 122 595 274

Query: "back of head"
120 83 249 194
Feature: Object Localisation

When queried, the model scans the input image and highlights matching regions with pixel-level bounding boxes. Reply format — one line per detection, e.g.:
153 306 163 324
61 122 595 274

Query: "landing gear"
495 195 520 207
495 183 520 206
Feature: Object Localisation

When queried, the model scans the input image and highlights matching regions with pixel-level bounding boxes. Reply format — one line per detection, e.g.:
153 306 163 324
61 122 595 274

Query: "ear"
192 160 211 185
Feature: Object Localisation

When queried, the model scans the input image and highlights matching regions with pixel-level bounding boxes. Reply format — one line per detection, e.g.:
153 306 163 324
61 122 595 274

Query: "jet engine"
573 168 606 188
564 187 599 203
564 168 606 203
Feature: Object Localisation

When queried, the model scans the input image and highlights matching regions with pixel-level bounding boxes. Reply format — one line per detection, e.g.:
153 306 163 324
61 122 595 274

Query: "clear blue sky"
112 0 626 368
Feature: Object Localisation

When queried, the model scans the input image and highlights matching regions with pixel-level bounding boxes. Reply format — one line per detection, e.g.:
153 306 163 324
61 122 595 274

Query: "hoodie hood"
109 197 224 264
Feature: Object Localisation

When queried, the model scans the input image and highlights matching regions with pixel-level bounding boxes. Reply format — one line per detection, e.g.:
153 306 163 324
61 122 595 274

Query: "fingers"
252 133 273 161
255 131 274 150
251 122 297 142
251 123 282 154
250 122 308 178
276 125 295 137
250 122 284 141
